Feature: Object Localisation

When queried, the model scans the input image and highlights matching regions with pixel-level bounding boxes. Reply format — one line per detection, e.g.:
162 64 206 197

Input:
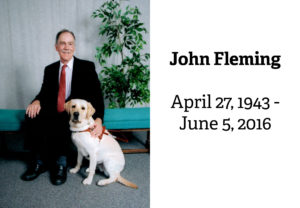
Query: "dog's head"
64 99 95 124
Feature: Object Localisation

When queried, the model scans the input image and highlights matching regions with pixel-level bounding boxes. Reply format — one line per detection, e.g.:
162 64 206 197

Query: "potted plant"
92 0 150 109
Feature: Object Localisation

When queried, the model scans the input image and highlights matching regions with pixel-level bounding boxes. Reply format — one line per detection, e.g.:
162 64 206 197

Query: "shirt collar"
60 56 74 70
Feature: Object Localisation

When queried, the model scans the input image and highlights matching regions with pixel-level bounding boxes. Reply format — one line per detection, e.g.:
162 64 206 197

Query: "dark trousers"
24 111 71 165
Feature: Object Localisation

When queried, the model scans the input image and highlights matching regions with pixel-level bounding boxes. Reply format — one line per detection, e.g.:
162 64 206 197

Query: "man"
21 29 105 185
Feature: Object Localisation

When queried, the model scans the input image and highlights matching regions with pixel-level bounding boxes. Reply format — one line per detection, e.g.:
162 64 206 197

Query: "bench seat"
0 108 150 153
104 107 150 130
0 109 25 131
0 108 150 131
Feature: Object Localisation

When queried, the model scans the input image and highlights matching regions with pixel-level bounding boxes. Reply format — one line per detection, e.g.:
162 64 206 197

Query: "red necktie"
57 64 67 112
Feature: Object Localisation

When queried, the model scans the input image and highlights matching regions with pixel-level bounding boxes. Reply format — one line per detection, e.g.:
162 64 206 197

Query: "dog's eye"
72 105 75 108
82 107 85 110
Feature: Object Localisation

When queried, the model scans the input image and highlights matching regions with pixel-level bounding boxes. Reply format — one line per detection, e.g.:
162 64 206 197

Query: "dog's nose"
73 112 79 119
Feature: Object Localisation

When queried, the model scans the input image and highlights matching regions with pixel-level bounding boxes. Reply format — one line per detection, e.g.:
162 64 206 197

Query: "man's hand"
90 118 103 138
26 100 41 118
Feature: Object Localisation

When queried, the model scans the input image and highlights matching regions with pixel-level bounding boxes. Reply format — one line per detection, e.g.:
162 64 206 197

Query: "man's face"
55 32 75 64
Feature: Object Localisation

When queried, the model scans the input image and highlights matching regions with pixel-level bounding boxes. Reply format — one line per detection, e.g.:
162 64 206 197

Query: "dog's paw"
97 179 107 186
85 168 89 173
69 167 79 174
82 178 92 185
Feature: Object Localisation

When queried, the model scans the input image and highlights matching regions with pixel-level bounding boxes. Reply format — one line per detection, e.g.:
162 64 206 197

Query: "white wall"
0 0 150 109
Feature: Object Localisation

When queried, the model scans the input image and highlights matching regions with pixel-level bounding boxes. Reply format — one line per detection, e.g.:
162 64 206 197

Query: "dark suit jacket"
34 57 104 121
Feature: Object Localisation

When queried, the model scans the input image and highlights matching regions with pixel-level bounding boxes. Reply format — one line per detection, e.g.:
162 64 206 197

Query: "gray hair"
55 29 76 44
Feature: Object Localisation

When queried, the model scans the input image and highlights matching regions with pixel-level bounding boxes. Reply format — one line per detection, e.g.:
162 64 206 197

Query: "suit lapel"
54 61 60 93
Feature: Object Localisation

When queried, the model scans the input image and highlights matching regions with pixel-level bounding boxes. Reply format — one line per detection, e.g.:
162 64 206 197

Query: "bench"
0 108 150 154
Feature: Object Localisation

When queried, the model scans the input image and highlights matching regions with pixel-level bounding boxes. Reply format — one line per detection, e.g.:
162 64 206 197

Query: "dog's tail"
117 175 138 189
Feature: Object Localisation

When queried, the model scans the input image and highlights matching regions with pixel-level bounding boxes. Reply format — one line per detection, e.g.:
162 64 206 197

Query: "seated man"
21 29 105 185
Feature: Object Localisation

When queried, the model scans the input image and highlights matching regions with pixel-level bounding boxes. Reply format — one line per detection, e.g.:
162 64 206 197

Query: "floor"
0 132 150 208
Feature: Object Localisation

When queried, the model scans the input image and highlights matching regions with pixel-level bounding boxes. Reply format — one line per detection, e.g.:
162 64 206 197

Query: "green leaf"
92 0 150 108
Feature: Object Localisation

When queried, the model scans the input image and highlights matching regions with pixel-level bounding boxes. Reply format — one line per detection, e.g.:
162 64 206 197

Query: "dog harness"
76 126 108 141
73 126 128 143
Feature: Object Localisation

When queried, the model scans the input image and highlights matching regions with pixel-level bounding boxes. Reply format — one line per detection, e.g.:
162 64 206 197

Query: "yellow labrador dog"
64 99 137 189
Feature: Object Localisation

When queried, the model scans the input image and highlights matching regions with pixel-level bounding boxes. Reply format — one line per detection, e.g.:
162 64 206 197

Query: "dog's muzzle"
72 112 80 122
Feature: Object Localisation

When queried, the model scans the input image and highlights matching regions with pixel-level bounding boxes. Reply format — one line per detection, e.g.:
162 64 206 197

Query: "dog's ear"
64 100 72 114
86 102 95 119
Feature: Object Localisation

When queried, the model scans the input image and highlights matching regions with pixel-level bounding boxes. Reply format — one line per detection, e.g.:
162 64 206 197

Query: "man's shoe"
21 163 47 181
51 165 67 185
